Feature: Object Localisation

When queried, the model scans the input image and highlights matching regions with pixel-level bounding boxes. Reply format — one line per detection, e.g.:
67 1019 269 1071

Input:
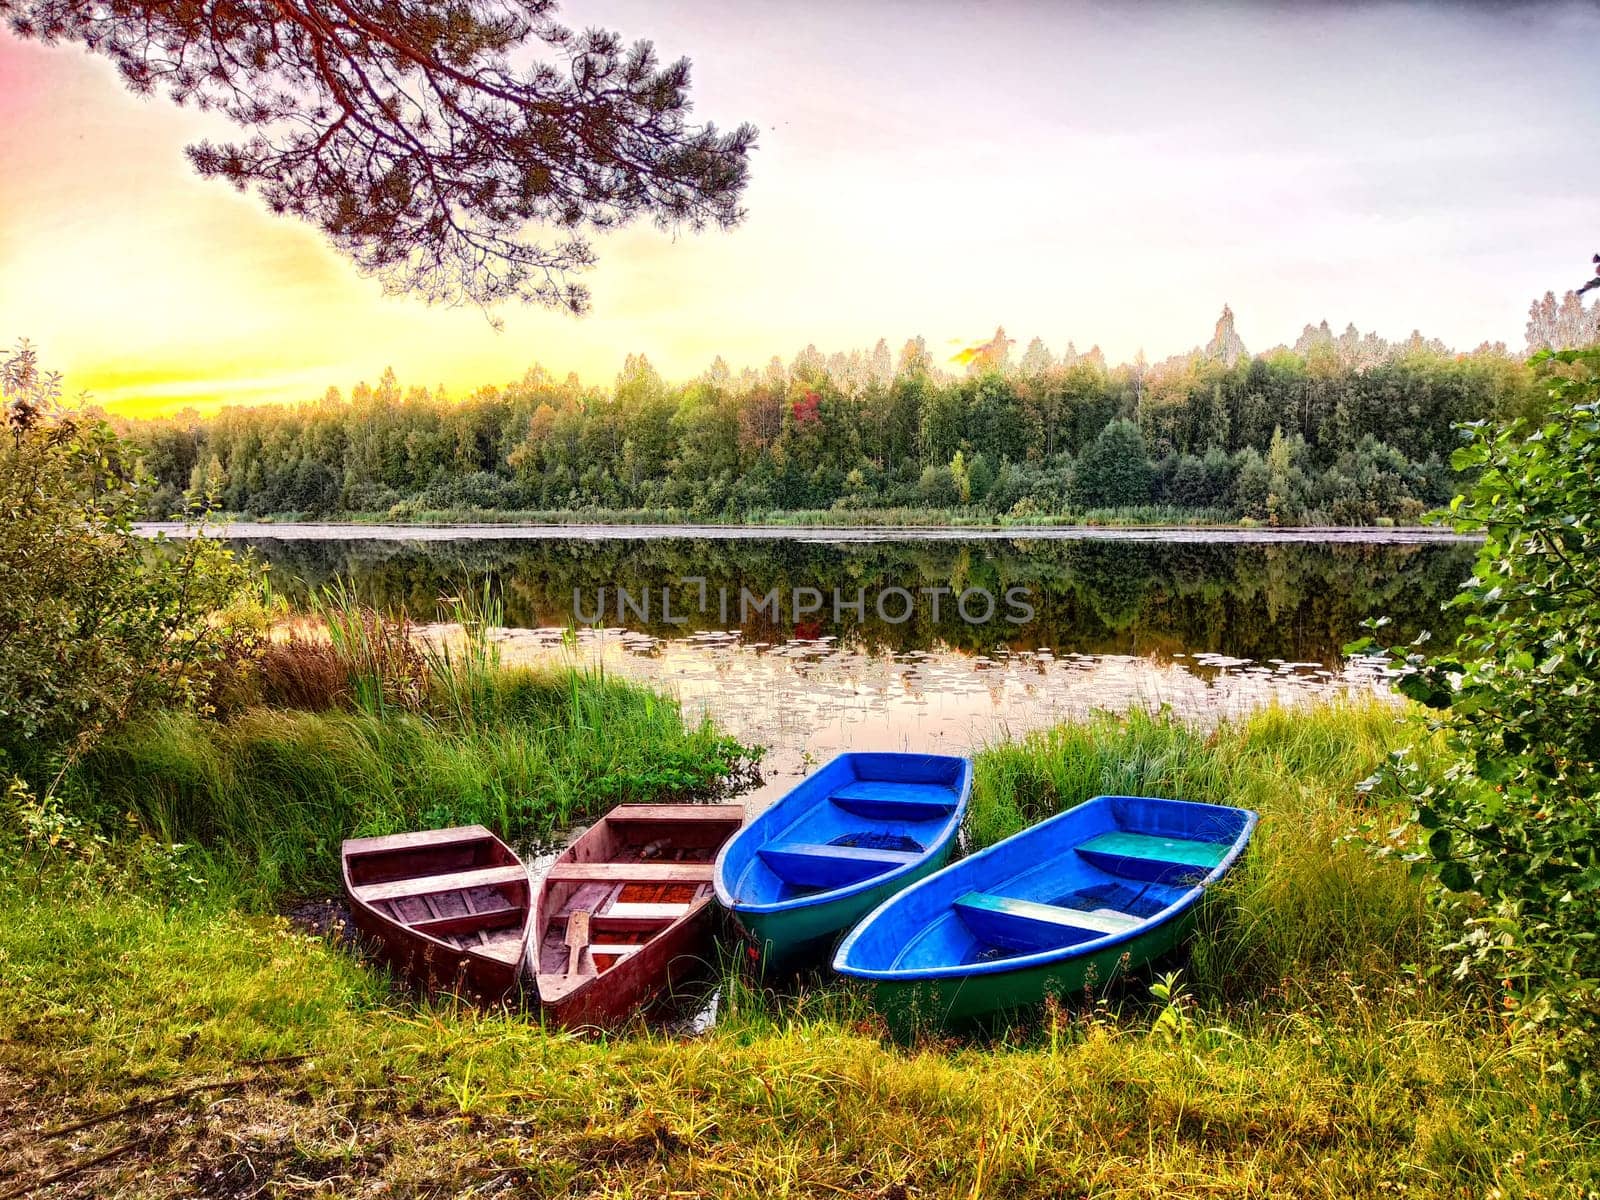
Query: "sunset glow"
3 1 1598 417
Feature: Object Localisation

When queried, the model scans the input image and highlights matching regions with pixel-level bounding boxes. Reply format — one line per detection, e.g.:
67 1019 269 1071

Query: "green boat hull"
735 843 959 970
867 909 1196 1028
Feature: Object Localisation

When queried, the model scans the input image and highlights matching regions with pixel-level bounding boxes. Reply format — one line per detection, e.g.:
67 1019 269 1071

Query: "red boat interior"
344 827 530 965
536 807 743 983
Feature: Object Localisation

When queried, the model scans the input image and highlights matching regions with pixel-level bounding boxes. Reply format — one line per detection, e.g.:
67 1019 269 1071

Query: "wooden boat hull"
714 753 972 969
833 795 1257 1026
341 824 532 1001
532 804 745 1028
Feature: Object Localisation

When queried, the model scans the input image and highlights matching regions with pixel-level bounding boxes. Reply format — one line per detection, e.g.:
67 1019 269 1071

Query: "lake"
147 524 1477 803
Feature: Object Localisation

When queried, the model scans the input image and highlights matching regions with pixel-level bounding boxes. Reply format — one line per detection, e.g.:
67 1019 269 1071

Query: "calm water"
189 527 1477 802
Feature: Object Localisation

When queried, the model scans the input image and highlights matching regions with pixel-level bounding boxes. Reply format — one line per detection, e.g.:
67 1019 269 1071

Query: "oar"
564 910 591 975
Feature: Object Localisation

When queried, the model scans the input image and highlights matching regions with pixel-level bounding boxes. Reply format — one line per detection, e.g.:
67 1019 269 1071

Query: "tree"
1264 425 1307 526
3 0 756 311
965 453 995 504
1204 305 1248 366
1358 348 1600 1086
916 464 960 507
1073 419 1153 509
1232 447 1270 519
1 342 258 794
957 327 1013 376
1525 290 1600 354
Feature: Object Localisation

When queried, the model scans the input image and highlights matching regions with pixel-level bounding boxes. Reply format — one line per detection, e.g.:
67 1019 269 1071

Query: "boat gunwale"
533 804 745 1014
712 754 974 918
831 795 1258 982
339 825 533 982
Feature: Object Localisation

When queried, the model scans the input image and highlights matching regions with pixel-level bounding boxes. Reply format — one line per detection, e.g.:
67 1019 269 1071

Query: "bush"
916 463 961 506
1359 347 1600 1087
341 480 402 513
0 342 259 791
256 636 350 712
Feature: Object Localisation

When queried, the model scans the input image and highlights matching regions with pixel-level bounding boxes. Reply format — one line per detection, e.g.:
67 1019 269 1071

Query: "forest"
119 304 1575 525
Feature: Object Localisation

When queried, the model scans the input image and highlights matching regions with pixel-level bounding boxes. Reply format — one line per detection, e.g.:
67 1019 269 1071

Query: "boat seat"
952 891 1142 954
828 780 957 822
1075 831 1231 884
758 841 921 889
544 862 714 884
605 901 693 922
413 907 524 939
353 864 527 905
344 825 493 856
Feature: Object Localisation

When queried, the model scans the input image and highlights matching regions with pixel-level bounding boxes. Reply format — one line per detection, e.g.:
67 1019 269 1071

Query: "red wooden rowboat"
341 824 531 1000
532 804 745 1028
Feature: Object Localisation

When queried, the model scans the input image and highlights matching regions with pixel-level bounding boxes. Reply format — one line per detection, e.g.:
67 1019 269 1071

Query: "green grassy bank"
3 699 1595 1197
69 665 756 900
187 503 1371 529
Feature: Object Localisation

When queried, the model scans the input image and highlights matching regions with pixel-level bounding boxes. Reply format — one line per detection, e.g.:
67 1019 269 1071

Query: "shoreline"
135 519 1482 545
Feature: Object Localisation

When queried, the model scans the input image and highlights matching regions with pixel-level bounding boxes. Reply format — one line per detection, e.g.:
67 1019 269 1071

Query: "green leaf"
1475 752 1510 784
1438 861 1474 892
1427 828 1452 860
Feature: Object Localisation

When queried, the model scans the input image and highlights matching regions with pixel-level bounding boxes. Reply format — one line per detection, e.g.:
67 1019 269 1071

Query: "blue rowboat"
833 794 1257 1024
714 752 972 967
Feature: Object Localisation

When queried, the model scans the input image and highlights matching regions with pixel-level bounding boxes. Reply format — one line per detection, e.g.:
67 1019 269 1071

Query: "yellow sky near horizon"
0 36 658 415
3 1 1596 419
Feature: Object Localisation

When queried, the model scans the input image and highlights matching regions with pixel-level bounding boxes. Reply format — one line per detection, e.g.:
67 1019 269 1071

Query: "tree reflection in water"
240 534 1472 802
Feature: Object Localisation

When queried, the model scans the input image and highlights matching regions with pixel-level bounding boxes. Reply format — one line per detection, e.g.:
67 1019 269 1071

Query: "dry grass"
255 635 350 711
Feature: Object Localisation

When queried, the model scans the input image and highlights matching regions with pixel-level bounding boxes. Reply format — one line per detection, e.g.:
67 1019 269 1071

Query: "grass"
66 587 757 899
3 700 1596 1197
71 670 755 900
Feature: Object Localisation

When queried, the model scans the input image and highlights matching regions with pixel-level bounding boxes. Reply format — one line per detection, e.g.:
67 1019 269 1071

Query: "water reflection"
242 535 1472 662
232 534 1471 803
429 624 1398 805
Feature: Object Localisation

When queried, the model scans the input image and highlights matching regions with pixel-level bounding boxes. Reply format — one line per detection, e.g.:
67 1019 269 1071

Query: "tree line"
120 301 1590 525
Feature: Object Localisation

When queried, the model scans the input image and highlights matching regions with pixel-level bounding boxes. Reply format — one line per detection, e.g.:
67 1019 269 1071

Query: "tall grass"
308 578 427 716
420 579 505 725
971 702 1439 1004
74 665 752 898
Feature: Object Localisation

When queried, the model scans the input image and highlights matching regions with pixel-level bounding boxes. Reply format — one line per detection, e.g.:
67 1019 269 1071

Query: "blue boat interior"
719 754 969 907
835 795 1254 972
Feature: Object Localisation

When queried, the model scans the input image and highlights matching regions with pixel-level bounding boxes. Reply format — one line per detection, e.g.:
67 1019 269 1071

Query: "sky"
2 0 1597 416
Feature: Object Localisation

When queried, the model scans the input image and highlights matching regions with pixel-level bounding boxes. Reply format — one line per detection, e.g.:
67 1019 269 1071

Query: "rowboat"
341 824 532 1000
532 804 745 1027
833 794 1257 1024
714 753 972 967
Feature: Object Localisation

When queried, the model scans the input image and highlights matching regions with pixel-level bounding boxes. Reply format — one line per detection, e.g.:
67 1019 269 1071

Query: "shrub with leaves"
0 341 259 797
1354 347 1600 1086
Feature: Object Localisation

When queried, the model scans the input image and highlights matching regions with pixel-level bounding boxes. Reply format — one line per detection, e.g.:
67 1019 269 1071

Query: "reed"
307 578 428 717
418 578 508 726
73 665 754 898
